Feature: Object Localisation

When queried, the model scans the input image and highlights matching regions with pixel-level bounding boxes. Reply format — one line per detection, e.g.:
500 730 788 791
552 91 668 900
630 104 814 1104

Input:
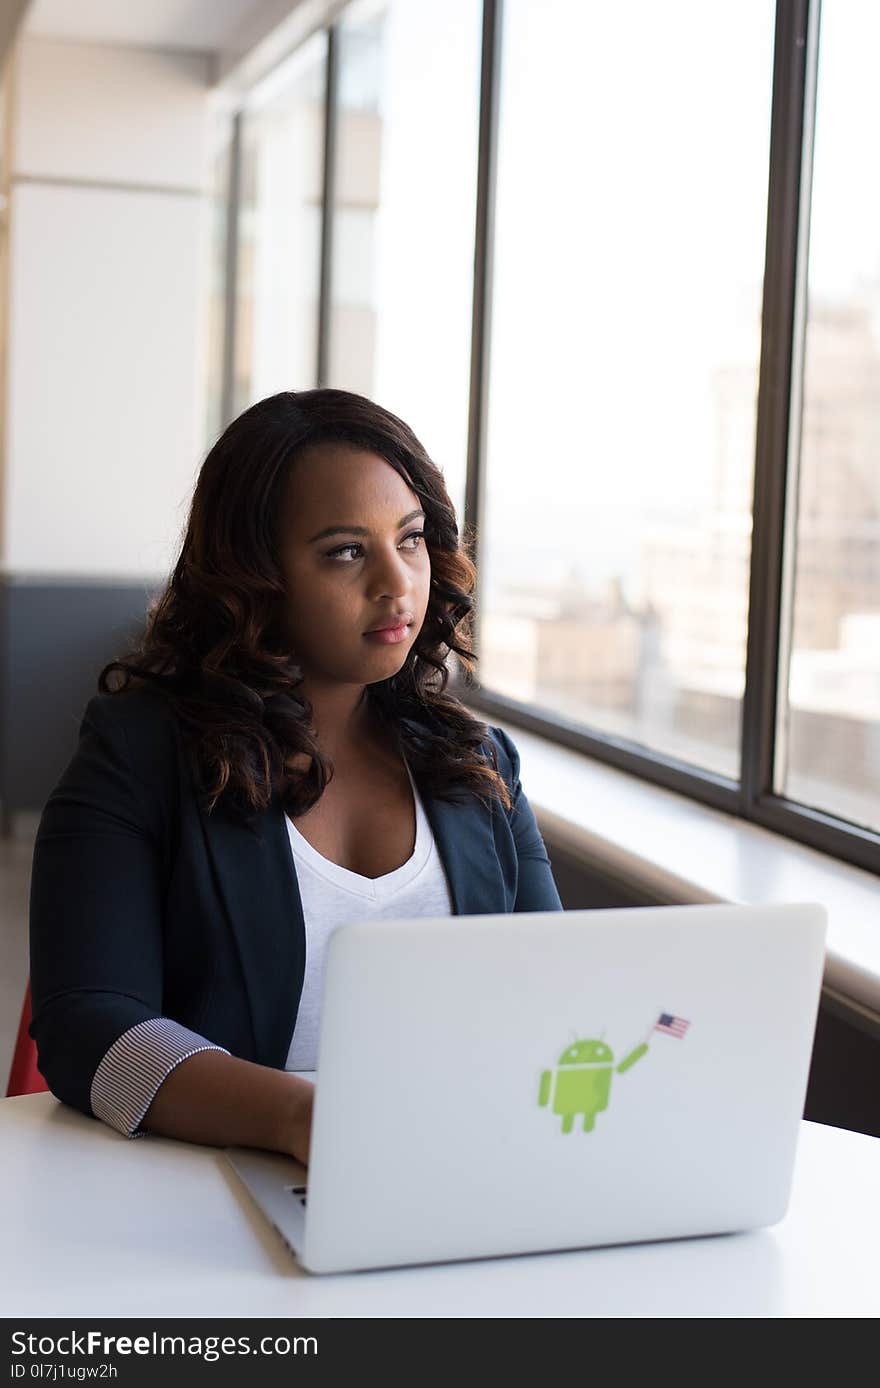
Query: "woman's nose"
368 545 411 598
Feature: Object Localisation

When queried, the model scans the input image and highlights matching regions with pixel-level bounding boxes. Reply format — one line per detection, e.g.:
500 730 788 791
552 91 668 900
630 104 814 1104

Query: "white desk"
3 1093 878 1318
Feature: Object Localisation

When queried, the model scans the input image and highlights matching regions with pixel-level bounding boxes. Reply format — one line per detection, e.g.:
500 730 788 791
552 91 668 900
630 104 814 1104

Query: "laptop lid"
298 902 825 1274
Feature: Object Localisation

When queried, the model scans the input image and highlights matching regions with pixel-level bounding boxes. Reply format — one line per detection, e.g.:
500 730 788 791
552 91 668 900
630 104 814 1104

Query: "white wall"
2 37 211 577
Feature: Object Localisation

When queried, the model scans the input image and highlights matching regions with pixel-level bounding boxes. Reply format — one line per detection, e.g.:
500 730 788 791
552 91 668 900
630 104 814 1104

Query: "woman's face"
278 442 432 688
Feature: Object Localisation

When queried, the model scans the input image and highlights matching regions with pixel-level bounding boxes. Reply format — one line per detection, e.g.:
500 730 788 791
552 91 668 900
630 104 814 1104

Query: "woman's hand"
140 1052 315 1162
277 1074 315 1165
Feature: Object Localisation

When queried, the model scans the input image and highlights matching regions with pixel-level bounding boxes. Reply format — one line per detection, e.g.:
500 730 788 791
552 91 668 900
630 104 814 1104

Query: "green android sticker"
538 1014 690 1133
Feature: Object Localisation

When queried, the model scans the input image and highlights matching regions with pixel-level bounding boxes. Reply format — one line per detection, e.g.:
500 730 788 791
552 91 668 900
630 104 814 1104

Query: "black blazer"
29 687 563 1119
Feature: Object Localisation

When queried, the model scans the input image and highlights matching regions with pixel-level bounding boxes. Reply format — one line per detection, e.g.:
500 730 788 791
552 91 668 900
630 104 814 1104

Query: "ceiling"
23 0 286 54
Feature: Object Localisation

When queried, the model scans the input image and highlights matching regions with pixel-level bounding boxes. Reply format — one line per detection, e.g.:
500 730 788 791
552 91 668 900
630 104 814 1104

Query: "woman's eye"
326 532 425 562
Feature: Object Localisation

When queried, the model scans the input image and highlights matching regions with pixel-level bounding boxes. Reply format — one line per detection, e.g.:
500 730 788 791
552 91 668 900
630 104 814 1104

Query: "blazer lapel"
416 776 510 917
199 796 305 1067
198 746 511 1068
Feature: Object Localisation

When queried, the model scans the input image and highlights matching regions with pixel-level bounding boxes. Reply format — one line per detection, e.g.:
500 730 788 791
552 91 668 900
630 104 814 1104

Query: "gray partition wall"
0 575 160 823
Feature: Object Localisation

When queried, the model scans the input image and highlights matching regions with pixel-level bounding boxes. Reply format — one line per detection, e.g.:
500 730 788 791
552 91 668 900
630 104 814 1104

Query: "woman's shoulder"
481 723 522 790
80 681 184 787
85 680 180 736
405 702 519 777
36 682 185 846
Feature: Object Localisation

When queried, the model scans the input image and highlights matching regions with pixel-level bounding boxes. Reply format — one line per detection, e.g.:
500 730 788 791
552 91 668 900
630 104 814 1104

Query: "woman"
28 389 562 1165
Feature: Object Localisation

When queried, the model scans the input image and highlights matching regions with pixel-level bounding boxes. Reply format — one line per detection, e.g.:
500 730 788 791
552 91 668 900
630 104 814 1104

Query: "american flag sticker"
654 1013 690 1039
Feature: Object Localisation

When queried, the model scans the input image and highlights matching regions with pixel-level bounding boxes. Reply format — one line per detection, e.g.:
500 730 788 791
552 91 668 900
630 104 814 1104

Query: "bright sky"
809 1 880 305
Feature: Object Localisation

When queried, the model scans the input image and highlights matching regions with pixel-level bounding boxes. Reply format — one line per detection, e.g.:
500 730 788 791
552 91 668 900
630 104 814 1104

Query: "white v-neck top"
283 755 453 1070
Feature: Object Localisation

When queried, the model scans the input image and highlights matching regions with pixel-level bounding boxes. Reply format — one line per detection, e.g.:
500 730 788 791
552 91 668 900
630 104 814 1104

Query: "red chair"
6 980 50 1097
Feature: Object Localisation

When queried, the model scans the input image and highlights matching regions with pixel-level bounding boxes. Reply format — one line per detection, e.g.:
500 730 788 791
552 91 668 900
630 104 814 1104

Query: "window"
235 34 327 414
208 0 879 877
777 0 880 835
327 0 481 521
479 0 774 781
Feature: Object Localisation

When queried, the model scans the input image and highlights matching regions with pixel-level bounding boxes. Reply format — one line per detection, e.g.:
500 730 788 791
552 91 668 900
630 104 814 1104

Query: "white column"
2 36 211 579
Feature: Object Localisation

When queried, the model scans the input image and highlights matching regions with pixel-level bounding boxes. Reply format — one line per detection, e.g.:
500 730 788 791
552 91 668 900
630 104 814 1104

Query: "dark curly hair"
98 388 511 823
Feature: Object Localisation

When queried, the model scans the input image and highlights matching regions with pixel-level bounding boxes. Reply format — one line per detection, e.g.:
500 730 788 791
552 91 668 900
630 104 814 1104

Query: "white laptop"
225 901 826 1275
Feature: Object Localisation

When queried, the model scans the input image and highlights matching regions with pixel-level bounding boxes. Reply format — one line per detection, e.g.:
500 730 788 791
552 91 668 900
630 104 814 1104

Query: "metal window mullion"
463 686 741 814
464 0 503 663
316 25 339 389
773 0 821 806
463 684 879 877
740 0 812 812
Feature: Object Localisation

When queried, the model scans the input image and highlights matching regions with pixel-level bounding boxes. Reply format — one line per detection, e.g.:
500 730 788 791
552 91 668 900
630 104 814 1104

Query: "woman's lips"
363 621 412 645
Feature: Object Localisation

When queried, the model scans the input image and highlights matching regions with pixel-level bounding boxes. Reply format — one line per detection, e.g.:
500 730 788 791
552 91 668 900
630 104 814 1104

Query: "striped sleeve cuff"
90 1017 230 1139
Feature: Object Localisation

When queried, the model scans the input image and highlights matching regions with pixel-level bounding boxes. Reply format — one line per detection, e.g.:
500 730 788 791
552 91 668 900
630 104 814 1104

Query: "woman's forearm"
140 1049 314 1163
